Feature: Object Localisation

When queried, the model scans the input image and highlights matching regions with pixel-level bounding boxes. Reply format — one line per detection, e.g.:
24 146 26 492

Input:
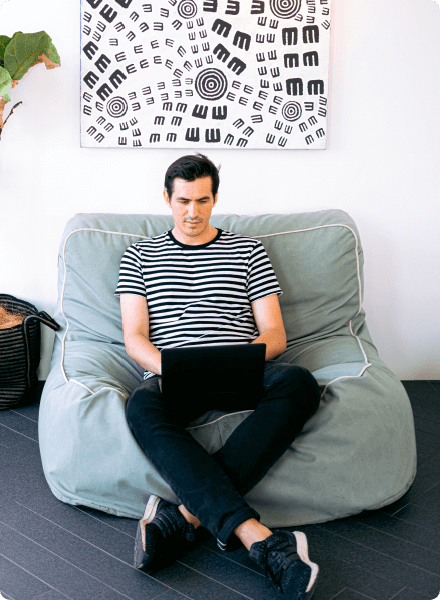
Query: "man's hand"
251 294 287 361
120 294 162 375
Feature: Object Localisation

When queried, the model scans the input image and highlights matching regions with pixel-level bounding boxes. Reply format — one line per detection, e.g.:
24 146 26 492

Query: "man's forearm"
252 328 287 361
125 333 162 375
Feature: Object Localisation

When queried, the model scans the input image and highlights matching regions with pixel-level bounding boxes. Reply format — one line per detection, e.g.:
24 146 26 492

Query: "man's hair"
164 153 220 199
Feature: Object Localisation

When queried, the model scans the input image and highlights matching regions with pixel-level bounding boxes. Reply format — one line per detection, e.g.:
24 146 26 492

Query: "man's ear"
213 193 218 207
164 189 172 208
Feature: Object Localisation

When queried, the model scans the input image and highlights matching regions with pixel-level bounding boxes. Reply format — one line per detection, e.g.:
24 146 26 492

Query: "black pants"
125 361 321 551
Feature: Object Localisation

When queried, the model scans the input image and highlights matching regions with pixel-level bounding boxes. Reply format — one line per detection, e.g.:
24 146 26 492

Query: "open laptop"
161 343 266 412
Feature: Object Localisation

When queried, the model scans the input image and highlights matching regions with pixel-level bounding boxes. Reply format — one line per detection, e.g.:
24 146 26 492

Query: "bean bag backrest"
56 210 367 377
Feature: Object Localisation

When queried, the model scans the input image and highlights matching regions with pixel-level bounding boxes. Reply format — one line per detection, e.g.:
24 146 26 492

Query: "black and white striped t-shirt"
115 228 282 380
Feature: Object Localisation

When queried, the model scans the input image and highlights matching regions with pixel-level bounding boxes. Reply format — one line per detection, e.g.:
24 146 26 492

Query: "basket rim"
0 294 38 331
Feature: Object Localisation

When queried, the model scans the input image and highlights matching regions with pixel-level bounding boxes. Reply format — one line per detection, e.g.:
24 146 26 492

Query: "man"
115 154 321 599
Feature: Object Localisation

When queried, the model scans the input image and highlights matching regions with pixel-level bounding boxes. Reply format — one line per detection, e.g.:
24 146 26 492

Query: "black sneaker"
249 530 319 599
134 495 196 574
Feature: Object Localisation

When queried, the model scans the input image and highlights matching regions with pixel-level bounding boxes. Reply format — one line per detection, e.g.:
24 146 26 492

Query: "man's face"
164 176 218 243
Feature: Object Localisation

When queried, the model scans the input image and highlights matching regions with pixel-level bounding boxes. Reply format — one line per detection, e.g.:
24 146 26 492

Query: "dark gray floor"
0 381 439 600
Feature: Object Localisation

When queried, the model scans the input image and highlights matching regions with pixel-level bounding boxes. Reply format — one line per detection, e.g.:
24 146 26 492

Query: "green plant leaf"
45 41 61 66
0 65 13 101
0 35 11 68
4 31 52 80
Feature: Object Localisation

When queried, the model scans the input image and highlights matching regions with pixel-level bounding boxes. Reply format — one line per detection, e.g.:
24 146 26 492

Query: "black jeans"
125 361 321 551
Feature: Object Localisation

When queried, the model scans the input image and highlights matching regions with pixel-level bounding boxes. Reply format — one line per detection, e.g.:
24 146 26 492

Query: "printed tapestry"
80 0 332 149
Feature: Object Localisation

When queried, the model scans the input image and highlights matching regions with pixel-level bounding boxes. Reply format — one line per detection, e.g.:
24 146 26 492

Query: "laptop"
161 343 266 412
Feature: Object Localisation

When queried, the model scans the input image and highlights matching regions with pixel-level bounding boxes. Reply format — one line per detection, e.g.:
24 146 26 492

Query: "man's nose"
187 202 199 218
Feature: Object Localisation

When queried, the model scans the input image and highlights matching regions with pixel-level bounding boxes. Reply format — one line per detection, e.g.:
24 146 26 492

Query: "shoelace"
263 537 301 592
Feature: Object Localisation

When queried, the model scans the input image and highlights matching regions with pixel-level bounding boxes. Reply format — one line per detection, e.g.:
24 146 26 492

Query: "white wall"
0 0 439 380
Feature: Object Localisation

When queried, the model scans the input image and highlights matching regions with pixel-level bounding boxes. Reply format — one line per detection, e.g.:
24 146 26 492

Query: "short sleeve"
246 241 283 303
114 244 146 298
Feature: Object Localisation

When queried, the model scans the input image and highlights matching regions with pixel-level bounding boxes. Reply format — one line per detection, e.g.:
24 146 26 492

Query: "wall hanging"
80 0 332 149
0 31 61 140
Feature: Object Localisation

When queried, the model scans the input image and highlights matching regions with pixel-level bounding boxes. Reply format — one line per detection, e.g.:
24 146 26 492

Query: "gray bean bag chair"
39 210 416 525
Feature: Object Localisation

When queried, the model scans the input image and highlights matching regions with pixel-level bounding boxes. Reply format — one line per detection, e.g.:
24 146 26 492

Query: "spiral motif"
195 69 228 101
269 0 302 19
282 101 302 122
106 96 128 118
178 0 197 19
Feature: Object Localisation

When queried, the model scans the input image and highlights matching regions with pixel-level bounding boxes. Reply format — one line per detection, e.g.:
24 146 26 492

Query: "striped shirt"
115 228 282 380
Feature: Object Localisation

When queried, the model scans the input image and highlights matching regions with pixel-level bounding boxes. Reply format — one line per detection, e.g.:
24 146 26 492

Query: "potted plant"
0 30 61 139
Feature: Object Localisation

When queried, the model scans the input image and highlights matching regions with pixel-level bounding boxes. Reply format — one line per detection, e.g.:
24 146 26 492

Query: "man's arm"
251 294 287 361
120 294 162 375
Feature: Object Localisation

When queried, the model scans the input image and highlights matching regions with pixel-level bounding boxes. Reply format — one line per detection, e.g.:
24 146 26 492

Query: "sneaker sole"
141 495 162 551
293 531 319 599
134 495 163 572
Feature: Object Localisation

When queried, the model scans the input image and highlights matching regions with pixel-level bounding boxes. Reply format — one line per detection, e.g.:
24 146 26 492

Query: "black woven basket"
0 294 59 410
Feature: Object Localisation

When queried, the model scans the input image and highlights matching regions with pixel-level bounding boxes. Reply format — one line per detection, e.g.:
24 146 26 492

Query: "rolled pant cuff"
216 506 260 552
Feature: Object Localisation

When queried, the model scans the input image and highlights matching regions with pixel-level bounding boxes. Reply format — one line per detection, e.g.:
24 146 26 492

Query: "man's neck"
171 225 219 246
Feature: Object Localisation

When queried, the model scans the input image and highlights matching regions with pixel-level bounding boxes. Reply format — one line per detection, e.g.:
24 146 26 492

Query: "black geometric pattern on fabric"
80 0 331 148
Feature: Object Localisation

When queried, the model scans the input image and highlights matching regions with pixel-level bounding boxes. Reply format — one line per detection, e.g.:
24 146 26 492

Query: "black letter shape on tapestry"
109 69 128 89
282 28 298 45
83 41 99 59
251 0 265 14
213 44 231 62
95 54 111 73
114 0 133 7
233 31 251 51
303 51 319 66
212 106 227 119
303 25 319 43
284 53 299 68
203 0 218 12
86 0 102 8
226 1 240 15
212 19 232 37
307 80 324 95
286 78 303 95
192 105 209 119
100 4 118 22
206 128 221 143
84 71 99 89
185 127 200 142
228 57 246 75
97 83 113 100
